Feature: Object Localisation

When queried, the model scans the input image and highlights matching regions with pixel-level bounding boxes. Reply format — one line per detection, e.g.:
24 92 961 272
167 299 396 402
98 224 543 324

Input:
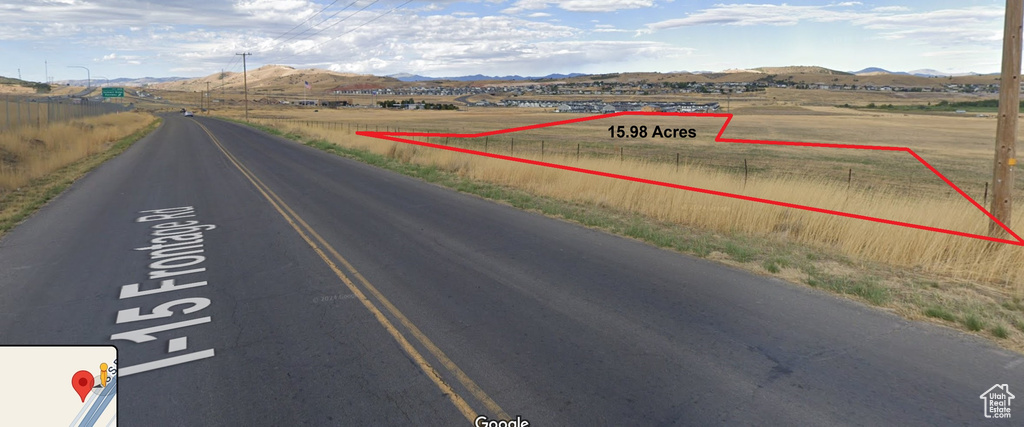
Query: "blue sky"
0 0 1008 81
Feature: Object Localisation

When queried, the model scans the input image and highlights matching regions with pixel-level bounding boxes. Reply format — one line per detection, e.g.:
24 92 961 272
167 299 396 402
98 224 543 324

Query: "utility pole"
206 81 210 114
236 52 251 121
991 0 1022 237
44 61 48 84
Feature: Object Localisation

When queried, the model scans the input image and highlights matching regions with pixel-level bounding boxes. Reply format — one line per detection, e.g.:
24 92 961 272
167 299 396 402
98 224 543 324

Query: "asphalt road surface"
1 114 1022 425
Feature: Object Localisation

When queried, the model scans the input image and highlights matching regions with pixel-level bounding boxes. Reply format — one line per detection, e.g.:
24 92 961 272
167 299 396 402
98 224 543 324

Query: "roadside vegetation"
212 106 1024 353
841 99 1013 113
0 77 51 93
0 112 158 234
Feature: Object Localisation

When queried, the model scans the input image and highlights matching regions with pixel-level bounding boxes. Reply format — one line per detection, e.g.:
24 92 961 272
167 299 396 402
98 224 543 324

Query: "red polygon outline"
357 111 1023 246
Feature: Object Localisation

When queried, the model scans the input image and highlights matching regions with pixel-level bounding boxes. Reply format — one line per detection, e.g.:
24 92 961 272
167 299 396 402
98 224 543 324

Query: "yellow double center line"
196 120 510 423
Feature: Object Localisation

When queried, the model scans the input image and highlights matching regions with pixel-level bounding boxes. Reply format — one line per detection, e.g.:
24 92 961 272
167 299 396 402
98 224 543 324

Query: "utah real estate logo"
980 384 1014 419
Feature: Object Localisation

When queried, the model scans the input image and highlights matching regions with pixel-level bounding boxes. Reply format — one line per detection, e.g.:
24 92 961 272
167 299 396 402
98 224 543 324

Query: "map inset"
0 346 117 426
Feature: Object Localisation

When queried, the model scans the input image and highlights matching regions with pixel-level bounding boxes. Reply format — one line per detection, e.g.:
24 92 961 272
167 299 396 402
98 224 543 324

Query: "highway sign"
101 87 124 98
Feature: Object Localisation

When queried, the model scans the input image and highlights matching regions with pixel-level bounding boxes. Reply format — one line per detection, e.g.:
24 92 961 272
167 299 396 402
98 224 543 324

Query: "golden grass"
224 107 1024 296
0 112 155 190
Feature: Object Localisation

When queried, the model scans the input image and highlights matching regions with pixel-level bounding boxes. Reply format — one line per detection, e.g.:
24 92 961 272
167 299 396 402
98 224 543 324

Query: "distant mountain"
907 69 948 77
387 73 431 81
851 67 910 76
751 66 852 75
852 67 888 74
386 73 588 82
907 69 984 77
55 76 189 87
848 67 988 77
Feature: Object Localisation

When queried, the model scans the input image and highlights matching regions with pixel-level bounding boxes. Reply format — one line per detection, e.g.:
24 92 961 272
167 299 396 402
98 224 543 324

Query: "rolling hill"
151 65 400 93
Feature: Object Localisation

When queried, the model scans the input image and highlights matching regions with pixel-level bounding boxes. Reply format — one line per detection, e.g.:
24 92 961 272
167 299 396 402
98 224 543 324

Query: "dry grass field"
0 111 155 190
208 99 1024 349
217 106 1021 283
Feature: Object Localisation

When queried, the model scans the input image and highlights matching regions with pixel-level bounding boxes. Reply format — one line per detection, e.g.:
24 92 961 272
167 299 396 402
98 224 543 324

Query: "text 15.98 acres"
608 125 696 139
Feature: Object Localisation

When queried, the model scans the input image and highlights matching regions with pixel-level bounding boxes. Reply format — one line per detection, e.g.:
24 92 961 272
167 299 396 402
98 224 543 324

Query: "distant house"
601 104 617 114
555 103 588 113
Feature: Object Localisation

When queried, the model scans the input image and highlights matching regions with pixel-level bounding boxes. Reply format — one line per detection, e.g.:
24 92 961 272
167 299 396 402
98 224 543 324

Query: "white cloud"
872 6 910 13
329 58 391 73
504 0 656 14
642 3 1002 48
921 50 980 57
644 4 856 29
0 0 1001 79
558 0 655 12
593 24 627 33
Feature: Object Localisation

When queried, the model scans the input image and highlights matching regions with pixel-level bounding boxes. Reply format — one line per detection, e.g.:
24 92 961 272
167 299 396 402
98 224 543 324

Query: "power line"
268 0 346 46
274 0 371 50
212 0 408 90
223 55 240 73
276 0 409 62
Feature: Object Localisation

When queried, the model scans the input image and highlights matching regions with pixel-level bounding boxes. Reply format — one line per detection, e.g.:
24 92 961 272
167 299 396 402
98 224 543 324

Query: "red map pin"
72 370 94 402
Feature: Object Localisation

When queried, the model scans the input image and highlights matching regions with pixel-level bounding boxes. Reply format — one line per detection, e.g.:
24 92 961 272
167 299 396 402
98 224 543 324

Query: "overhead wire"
215 0 353 75
276 0 378 51
276 0 410 62
268 0 342 44
273 0 361 48
214 0 411 80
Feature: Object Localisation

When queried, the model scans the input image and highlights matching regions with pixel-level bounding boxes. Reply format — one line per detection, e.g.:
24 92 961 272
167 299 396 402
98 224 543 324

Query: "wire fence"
1 97 130 132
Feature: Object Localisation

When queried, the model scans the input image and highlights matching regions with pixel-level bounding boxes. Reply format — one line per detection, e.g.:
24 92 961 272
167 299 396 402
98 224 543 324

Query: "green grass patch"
723 241 757 262
806 273 889 306
923 307 957 322
845 99 1006 113
992 325 1009 339
962 314 985 332
762 256 791 274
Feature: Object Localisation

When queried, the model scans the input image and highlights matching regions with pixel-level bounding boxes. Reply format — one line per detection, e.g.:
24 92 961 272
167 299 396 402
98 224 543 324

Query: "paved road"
1 114 1022 425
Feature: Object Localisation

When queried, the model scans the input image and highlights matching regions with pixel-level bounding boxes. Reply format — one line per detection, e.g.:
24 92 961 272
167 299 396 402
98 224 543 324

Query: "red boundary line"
356 111 1024 246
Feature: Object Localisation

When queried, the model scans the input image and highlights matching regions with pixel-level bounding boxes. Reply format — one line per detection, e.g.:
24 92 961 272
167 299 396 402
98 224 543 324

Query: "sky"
0 0 1010 82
